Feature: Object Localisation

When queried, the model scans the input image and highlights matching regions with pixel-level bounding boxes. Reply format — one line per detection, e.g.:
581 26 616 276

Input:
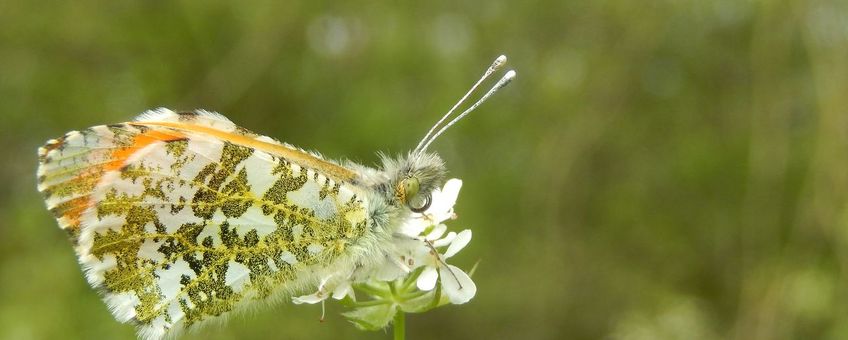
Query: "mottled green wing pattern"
36 109 370 340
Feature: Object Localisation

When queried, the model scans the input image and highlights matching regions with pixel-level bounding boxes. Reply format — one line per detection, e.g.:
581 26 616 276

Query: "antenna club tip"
505 70 516 79
490 55 507 70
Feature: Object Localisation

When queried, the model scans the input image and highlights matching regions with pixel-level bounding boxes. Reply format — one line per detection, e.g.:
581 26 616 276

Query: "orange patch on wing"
104 129 186 171
52 196 90 229
60 129 186 231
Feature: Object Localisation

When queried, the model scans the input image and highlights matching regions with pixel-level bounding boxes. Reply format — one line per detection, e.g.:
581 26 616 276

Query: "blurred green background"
2 1 848 339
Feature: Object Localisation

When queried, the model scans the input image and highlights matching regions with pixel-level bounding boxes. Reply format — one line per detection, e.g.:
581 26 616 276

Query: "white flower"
292 276 331 304
414 229 476 304
373 179 466 281
292 274 355 305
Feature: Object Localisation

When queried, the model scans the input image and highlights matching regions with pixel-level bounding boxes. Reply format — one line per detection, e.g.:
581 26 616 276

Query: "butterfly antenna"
417 69 516 153
414 55 509 153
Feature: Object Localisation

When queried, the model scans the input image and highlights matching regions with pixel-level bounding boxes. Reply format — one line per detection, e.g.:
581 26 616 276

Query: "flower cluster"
291 179 476 330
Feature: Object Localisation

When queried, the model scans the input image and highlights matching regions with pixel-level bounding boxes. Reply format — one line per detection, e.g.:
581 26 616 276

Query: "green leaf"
397 282 452 313
342 303 398 331
397 289 437 313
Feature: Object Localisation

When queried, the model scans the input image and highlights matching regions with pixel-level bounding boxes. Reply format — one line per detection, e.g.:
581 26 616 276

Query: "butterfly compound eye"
402 177 420 199
398 177 430 212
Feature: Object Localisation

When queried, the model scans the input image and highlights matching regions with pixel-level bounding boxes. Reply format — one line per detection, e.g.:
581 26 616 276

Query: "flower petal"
444 229 472 258
425 223 447 241
432 231 457 248
436 179 462 211
439 264 476 304
375 258 406 281
332 281 354 300
398 218 430 237
417 266 439 291
411 243 437 269
292 292 326 304
317 276 330 290
424 179 462 222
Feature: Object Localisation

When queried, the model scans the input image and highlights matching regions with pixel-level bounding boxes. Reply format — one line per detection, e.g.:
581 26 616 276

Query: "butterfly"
36 55 514 340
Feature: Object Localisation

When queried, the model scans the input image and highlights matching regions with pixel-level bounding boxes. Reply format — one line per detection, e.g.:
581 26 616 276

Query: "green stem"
393 311 405 340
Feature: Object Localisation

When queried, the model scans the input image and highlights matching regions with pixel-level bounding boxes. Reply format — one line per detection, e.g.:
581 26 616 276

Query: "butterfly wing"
37 109 370 340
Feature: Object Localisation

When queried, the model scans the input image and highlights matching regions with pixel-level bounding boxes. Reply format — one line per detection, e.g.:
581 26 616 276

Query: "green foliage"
340 269 452 331
2 0 848 339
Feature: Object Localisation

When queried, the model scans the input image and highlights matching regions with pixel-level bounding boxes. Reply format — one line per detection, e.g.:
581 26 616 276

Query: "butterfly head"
381 151 446 213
